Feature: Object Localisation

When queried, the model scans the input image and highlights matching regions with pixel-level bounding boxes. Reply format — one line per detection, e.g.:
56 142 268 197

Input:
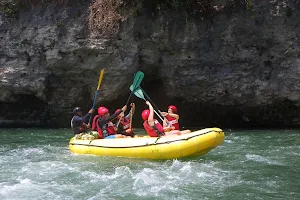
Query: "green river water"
0 128 299 200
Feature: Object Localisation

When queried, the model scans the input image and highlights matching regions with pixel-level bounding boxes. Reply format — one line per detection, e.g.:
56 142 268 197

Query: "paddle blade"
97 69 104 90
130 86 145 100
131 71 144 91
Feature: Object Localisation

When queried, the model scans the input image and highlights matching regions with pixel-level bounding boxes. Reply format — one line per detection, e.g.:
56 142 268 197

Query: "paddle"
140 88 165 118
115 72 144 131
115 112 123 129
129 105 134 129
130 86 164 122
125 71 144 106
114 104 135 132
88 69 104 124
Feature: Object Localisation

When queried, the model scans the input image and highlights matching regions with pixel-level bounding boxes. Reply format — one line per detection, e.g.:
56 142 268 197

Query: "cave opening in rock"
0 94 46 127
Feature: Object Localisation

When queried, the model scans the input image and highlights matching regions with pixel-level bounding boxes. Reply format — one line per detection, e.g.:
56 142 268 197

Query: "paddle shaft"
115 106 134 130
129 106 134 129
140 88 169 123
91 91 98 110
130 87 166 123
153 109 164 122
125 92 133 106
116 115 123 128
88 69 104 124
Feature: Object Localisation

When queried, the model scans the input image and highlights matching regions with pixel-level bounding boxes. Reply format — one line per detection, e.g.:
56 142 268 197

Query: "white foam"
246 154 283 165
225 139 234 143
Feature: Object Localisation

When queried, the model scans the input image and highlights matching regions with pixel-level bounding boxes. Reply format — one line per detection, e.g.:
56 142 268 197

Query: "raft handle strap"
153 137 160 144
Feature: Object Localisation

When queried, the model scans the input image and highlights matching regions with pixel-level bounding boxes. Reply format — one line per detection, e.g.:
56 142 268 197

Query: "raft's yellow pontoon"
69 128 224 160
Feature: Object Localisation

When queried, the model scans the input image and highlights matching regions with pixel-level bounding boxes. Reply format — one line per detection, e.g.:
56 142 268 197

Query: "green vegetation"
245 0 255 18
0 0 68 18
0 0 20 18
1 0 297 38
88 0 241 38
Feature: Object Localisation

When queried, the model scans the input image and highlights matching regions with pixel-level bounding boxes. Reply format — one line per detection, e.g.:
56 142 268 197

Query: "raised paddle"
88 69 104 124
115 111 123 129
139 87 170 124
130 86 164 122
125 71 144 106
115 72 144 130
140 88 165 118
131 86 171 126
115 103 135 131
129 105 134 129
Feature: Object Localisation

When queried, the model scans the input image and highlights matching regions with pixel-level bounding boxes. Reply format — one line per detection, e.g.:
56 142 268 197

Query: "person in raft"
141 101 191 137
113 103 135 137
92 105 129 139
161 105 180 131
71 107 94 135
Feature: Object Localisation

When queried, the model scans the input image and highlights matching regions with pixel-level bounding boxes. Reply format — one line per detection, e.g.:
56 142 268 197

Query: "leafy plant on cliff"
245 0 255 18
88 0 126 39
87 0 225 38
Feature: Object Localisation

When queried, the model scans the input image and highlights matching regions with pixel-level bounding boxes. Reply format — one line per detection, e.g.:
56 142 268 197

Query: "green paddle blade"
130 86 145 100
131 71 144 91
126 71 144 105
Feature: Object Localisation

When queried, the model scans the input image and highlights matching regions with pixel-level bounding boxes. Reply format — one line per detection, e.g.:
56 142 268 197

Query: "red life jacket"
92 115 116 139
166 115 180 130
106 122 116 135
115 118 133 136
120 118 131 130
143 119 164 137
121 118 132 135
92 115 103 138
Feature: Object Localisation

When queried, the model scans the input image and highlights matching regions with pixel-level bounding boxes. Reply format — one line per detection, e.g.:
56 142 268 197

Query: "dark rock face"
1 0 300 128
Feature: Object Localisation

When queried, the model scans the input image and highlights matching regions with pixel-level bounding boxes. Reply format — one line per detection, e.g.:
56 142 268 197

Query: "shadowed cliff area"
1 0 300 128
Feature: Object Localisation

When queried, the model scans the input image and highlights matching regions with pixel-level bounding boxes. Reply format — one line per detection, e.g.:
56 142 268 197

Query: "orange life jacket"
143 119 164 137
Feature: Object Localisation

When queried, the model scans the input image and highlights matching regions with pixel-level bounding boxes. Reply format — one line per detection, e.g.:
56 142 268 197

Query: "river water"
0 128 299 200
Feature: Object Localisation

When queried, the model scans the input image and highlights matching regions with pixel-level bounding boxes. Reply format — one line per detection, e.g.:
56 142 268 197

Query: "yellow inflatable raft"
69 128 224 160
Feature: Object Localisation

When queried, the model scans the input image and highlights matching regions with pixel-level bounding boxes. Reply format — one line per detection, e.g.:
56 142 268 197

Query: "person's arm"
99 106 127 126
146 101 154 126
115 122 126 134
167 113 179 120
125 103 135 120
163 118 168 127
82 109 94 123
125 113 130 119
82 113 91 123
99 110 121 126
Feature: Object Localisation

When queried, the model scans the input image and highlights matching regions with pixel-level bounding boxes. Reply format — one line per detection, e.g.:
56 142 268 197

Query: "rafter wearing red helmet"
161 105 180 131
92 105 129 139
142 101 191 137
113 103 135 137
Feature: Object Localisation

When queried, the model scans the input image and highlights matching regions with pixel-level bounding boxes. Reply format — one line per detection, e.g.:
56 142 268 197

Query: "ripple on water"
245 154 283 166
129 159 238 199
1 128 300 200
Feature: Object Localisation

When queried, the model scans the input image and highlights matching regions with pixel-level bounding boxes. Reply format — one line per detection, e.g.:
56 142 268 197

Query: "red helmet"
114 109 121 114
98 106 109 116
114 109 121 117
168 105 177 113
141 110 150 121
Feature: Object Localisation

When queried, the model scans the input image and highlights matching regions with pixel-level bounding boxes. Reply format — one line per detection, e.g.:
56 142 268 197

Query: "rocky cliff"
1 0 300 128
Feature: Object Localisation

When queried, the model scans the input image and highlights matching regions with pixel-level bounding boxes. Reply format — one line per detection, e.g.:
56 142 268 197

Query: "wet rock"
1 1 300 128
